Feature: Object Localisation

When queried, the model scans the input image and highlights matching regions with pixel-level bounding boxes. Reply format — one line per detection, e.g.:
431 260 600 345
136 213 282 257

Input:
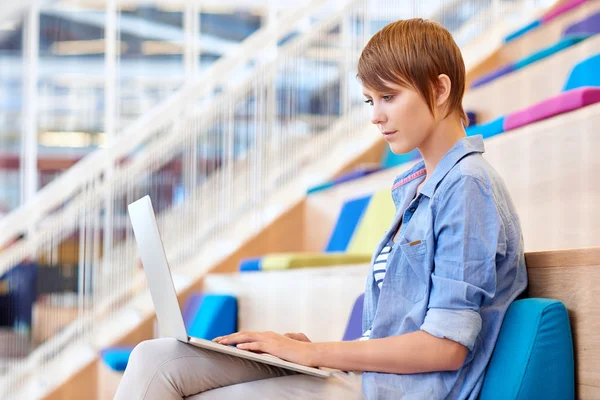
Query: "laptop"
127 195 333 378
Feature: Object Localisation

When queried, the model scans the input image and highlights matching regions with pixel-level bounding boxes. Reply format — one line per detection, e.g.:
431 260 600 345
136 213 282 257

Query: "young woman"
115 18 527 400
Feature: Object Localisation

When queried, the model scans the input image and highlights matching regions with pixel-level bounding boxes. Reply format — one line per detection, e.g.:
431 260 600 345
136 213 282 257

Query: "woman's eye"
364 99 373 106
383 95 393 101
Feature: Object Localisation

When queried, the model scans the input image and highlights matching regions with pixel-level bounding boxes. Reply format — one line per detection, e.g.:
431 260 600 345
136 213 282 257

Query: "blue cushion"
342 293 365 341
466 116 505 139
306 181 335 194
479 299 575 400
563 54 600 91
381 148 419 169
100 347 134 372
504 20 541 43
514 35 589 70
101 294 238 372
308 168 382 195
325 195 371 252
239 257 262 272
187 294 237 340
306 181 335 195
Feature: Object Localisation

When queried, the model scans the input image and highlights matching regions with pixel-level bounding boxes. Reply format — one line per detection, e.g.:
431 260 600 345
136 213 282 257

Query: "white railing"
0 0 346 253
0 0 372 395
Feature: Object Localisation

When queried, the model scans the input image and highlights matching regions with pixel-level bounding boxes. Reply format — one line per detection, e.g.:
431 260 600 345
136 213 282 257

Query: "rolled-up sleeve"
420 174 504 351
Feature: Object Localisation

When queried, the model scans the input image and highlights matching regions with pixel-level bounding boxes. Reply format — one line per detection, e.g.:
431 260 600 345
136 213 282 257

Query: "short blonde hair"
358 18 468 126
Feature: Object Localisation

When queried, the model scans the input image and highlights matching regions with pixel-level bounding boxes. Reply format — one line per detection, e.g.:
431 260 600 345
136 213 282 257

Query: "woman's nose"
370 106 386 125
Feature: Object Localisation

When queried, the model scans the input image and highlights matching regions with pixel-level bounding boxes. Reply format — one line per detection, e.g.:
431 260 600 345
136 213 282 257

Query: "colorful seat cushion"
513 35 589 70
307 142 420 196
239 194 373 272
563 10 600 37
541 0 590 23
504 86 600 131
466 116 505 139
381 148 419 169
239 257 262 272
306 181 334 195
345 189 395 254
185 294 237 340
503 0 590 43
338 296 575 399
101 293 238 372
471 65 516 89
504 20 541 43
325 195 371 252
260 252 372 271
307 167 382 195
332 167 382 185
563 54 600 91
240 188 394 272
342 293 365 341
466 111 478 126
240 195 372 271
472 35 588 90
100 347 134 372
479 299 574 400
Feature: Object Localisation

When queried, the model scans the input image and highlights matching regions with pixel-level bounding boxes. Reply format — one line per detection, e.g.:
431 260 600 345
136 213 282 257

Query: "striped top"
360 236 394 341
373 239 393 290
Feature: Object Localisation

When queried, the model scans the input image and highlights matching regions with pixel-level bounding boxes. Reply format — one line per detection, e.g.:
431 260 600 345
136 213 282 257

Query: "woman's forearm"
310 330 467 374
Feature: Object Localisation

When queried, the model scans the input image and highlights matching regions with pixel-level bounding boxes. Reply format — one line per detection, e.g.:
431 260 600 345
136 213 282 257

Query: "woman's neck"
417 114 466 184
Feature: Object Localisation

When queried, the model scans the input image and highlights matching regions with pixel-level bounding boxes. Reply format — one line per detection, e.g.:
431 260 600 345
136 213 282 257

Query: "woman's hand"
284 332 311 342
213 331 317 367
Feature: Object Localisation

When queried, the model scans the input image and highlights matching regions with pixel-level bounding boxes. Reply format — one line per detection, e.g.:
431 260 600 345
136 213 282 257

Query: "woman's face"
363 82 436 155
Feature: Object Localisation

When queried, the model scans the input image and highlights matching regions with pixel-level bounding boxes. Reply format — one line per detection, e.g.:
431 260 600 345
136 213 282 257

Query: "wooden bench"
525 247 600 399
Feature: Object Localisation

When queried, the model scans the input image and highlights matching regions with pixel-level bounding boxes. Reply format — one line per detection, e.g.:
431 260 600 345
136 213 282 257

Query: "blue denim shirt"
362 135 528 399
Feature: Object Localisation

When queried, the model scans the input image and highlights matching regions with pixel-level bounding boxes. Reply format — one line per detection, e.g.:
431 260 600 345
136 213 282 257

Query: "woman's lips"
383 131 397 138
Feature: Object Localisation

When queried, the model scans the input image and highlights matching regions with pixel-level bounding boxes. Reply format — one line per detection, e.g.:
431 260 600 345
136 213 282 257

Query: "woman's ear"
435 74 452 107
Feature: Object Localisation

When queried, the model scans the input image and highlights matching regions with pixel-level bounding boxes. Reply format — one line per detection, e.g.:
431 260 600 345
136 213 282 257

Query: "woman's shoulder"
436 153 507 200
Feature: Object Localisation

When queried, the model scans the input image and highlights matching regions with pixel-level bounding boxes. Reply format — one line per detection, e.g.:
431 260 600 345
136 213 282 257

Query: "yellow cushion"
261 253 372 271
346 189 395 254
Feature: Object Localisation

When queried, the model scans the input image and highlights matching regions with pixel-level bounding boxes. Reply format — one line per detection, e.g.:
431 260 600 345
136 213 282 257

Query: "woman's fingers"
236 341 266 352
215 331 264 345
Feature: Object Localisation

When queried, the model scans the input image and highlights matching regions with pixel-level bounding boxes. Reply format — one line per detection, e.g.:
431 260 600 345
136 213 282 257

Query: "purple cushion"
471 64 516 88
563 11 600 36
182 293 205 327
504 87 600 131
542 0 589 23
466 111 478 126
342 293 364 341
332 167 381 185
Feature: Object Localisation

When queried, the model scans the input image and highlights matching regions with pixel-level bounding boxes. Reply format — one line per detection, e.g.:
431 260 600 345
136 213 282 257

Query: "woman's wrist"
304 342 322 367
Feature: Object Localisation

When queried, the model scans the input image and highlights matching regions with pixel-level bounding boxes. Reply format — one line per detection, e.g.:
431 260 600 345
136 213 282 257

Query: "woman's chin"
388 142 414 155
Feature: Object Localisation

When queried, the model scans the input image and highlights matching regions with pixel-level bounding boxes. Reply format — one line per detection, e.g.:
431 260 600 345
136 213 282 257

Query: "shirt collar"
391 135 485 200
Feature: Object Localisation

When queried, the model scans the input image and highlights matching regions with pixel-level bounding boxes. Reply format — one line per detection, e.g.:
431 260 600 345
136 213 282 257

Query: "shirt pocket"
390 240 429 303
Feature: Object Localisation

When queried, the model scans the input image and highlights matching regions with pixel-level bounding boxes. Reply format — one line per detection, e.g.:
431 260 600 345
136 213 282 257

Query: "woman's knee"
127 337 184 371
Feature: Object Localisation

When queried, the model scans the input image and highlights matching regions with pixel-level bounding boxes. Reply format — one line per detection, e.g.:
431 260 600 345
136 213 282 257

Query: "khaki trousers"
114 338 365 400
